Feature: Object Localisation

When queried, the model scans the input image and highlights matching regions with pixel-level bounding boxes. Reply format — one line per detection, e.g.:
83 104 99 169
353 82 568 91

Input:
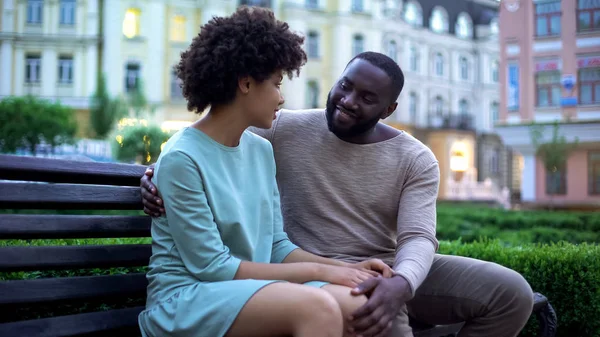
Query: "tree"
530 121 579 200
127 80 157 119
115 125 170 164
89 74 128 139
0 95 77 155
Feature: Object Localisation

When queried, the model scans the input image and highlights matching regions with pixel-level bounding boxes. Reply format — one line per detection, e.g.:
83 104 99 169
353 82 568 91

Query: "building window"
352 0 364 12
59 0 76 25
386 40 397 62
125 62 141 92
490 149 500 174
490 101 499 124
455 13 472 39
589 151 600 195
404 1 422 26
58 56 73 84
25 54 41 83
409 92 418 123
535 1 561 36
459 57 469 80
409 46 419 72
306 81 319 108
434 53 444 76
306 0 319 9
507 63 520 111
352 34 364 56
430 6 448 33
433 96 443 115
546 165 567 195
240 0 272 7
458 99 469 115
171 15 186 42
171 68 183 100
27 0 43 24
535 71 561 107
122 8 141 38
578 0 600 32
307 31 319 58
579 67 600 105
491 60 499 82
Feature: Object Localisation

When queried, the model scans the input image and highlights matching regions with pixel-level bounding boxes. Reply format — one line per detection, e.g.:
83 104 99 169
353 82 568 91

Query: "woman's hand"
317 265 379 289
350 259 394 278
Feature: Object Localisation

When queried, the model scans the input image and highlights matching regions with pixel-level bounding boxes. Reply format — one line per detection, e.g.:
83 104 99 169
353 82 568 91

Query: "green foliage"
439 240 600 337
436 205 600 245
530 121 579 196
127 80 158 118
0 95 77 154
89 74 128 139
115 125 170 164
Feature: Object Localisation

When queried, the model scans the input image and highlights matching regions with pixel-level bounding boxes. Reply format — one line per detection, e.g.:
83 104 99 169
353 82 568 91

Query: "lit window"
430 7 448 33
171 15 186 42
123 8 141 39
404 1 422 26
455 13 472 38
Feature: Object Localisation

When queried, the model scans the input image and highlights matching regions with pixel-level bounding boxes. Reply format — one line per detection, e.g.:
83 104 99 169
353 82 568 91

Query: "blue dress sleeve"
269 176 299 263
155 150 242 281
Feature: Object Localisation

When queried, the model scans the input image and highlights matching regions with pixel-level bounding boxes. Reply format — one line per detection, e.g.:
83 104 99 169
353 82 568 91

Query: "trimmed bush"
439 240 600 337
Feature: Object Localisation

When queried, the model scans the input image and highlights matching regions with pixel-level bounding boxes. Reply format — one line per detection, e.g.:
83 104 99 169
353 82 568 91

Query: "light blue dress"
138 127 326 337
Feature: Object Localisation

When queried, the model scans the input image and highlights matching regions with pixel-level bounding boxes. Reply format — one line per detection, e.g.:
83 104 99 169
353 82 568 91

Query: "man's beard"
325 93 381 138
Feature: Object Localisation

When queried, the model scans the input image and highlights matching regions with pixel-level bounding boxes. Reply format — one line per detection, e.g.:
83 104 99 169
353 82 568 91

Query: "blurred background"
0 0 599 209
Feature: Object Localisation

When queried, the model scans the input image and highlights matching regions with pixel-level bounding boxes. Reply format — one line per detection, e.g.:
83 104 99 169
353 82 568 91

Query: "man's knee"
491 263 534 317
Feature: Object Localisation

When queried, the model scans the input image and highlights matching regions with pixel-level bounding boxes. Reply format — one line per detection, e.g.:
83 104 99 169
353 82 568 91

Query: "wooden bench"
0 154 558 337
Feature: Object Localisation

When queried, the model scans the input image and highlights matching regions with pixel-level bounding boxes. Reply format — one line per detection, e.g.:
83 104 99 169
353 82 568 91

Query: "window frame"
25 54 42 83
577 0 600 32
535 71 561 107
589 151 600 195
578 67 600 105
58 56 74 84
545 164 567 195
535 1 562 37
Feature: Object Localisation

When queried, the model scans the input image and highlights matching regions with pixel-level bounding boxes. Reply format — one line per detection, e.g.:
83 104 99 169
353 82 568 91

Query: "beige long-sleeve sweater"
250 109 440 295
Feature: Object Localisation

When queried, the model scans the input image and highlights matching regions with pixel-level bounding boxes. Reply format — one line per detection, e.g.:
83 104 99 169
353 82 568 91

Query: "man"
141 52 533 337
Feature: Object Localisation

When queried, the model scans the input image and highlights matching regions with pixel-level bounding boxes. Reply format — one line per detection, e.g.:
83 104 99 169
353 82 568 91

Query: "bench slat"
0 245 151 271
0 306 144 337
0 273 147 305
0 183 143 210
0 154 146 186
0 215 151 239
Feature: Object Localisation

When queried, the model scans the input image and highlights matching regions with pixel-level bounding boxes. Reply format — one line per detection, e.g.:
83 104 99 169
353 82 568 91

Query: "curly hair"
175 6 307 113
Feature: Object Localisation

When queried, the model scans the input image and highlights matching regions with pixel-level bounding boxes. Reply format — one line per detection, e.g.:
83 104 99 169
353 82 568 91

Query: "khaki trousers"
391 254 534 337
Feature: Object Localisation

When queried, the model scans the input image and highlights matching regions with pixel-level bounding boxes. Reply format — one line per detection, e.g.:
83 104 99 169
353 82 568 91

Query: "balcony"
427 112 475 131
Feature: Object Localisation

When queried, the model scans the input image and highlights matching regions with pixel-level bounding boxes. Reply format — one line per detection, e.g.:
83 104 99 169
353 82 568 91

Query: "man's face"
325 59 394 138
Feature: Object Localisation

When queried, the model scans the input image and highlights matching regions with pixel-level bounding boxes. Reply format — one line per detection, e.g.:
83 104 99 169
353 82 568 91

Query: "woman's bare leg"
225 282 344 337
322 284 369 337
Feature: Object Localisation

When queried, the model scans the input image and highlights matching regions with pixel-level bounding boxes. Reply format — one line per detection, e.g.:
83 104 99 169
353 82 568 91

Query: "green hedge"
439 240 600 337
437 205 600 232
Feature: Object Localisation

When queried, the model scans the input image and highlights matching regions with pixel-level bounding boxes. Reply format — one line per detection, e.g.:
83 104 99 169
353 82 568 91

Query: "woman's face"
245 71 285 129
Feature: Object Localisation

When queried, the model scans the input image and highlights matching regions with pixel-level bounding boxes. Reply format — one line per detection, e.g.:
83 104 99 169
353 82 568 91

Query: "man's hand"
141 166 165 217
348 275 412 337
350 259 394 278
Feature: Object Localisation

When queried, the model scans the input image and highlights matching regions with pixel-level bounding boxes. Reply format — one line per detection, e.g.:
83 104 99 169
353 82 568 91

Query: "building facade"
496 0 600 206
0 0 101 134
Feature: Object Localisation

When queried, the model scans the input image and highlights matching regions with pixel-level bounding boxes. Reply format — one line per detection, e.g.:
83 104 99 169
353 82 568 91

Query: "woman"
138 6 392 337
